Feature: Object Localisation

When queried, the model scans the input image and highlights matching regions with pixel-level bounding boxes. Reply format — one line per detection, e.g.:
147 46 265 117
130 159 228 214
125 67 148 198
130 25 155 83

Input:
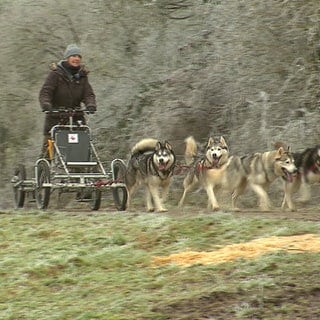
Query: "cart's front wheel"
89 189 102 211
13 164 26 208
35 159 51 210
111 159 128 211
112 186 128 211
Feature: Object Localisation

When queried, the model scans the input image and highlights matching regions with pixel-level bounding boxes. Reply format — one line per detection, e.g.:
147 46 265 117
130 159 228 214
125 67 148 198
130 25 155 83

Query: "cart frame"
12 109 128 211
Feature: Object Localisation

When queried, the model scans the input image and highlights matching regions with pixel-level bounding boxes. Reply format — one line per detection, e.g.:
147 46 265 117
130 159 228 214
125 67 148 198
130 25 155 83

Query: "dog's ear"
164 140 172 151
155 141 162 151
220 136 228 149
273 141 287 150
275 147 284 159
206 137 214 149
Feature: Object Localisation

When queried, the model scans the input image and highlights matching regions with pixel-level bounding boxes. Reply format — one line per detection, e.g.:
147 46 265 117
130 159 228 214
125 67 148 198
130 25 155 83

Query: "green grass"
0 209 320 319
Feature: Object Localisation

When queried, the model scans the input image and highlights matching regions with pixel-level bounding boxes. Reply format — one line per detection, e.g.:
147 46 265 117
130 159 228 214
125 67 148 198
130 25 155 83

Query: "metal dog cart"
11 109 127 211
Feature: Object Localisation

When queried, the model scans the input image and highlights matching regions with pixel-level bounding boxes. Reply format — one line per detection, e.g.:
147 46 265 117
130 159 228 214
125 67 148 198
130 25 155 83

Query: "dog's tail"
131 138 158 155
184 136 197 165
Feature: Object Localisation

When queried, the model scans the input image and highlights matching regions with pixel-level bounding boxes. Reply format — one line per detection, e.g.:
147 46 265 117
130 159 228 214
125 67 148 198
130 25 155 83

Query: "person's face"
67 55 81 67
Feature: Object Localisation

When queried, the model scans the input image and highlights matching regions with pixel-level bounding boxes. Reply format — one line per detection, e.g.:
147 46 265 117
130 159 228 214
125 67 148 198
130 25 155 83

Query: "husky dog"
179 136 297 211
242 146 297 211
178 136 232 210
125 138 176 212
281 145 320 211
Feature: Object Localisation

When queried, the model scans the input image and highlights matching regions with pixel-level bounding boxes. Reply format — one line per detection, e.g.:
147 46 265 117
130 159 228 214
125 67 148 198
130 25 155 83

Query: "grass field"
1 207 320 320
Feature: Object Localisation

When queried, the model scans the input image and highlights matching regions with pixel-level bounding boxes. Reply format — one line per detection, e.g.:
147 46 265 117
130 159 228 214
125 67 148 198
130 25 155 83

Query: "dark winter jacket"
39 61 97 134
39 61 96 111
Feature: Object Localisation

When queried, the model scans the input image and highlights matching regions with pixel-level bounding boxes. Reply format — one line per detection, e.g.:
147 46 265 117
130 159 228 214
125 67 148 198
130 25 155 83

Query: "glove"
87 105 96 114
42 103 52 112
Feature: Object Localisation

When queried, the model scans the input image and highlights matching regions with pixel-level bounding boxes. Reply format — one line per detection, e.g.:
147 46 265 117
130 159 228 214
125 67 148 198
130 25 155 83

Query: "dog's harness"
195 158 220 172
299 162 320 182
306 163 320 174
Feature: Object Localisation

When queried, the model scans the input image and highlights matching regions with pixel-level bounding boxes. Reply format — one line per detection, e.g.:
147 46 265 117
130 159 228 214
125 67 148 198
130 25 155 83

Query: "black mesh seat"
54 128 97 166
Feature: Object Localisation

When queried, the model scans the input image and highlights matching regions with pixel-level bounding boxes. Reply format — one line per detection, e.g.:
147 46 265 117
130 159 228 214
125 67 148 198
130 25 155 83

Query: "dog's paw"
297 197 310 204
157 208 168 213
178 201 184 208
260 206 273 212
259 202 273 211
147 208 155 212
212 206 220 212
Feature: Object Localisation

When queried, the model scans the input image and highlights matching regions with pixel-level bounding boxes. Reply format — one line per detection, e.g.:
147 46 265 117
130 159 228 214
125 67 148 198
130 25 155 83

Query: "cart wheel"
112 186 128 211
35 159 51 210
13 164 26 208
111 159 128 211
111 159 126 182
89 189 102 211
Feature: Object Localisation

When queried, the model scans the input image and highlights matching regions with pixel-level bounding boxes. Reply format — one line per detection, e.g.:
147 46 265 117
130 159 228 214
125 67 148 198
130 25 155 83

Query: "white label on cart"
68 133 79 143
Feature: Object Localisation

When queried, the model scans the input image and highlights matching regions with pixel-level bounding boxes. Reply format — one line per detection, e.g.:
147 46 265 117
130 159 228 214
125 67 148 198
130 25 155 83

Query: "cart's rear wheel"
111 159 128 211
13 164 26 208
89 189 102 211
35 159 51 210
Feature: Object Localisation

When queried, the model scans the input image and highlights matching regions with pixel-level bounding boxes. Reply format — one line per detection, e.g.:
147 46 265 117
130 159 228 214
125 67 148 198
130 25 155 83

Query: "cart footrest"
66 161 98 166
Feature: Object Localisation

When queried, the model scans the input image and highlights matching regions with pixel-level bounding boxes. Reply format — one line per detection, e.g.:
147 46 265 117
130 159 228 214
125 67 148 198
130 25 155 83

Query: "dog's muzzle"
282 167 297 182
158 158 168 170
211 154 221 167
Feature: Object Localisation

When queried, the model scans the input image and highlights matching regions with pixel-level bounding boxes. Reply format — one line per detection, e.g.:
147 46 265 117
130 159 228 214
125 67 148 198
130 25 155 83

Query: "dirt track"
164 205 320 222
225 208 320 221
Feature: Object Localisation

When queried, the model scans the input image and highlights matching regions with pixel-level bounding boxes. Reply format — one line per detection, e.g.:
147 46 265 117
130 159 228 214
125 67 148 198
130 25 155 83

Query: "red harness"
195 161 218 173
307 163 320 174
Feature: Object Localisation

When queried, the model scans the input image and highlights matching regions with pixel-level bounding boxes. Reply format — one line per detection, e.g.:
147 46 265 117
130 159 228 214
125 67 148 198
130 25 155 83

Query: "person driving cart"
39 43 97 157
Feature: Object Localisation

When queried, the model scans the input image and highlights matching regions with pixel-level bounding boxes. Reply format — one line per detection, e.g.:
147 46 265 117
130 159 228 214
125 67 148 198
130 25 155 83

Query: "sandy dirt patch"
152 234 320 267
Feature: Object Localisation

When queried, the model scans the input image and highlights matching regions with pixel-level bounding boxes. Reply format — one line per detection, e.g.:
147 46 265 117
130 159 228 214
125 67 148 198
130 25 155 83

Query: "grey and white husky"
125 138 176 212
282 145 320 211
179 136 297 211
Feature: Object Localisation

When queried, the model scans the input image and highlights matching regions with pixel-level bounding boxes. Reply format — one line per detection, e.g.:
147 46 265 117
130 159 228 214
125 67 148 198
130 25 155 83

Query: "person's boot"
38 135 50 159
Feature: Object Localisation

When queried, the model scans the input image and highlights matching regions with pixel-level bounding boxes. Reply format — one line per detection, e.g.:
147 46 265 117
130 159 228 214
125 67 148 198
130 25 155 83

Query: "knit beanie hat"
63 44 82 59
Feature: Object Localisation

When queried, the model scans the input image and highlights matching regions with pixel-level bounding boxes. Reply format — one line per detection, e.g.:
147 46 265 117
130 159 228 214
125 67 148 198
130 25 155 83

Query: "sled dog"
281 145 320 211
125 138 176 212
178 135 236 210
179 136 297 211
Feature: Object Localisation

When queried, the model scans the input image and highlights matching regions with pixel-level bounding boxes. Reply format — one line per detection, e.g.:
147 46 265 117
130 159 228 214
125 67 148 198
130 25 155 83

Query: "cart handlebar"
44 107 94 115
45 108 95 128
